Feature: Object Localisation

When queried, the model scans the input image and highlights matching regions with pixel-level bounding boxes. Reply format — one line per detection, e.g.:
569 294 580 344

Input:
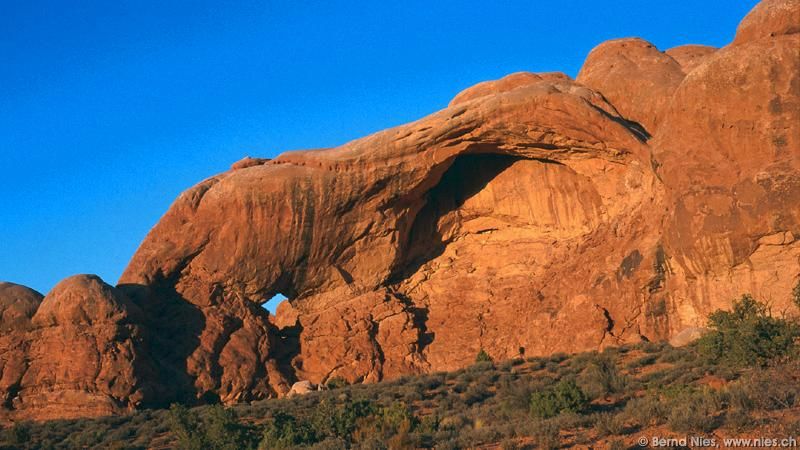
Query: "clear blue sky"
1 0 758 298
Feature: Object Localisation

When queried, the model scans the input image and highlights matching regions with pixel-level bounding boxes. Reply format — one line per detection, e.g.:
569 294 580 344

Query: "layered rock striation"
1 0 797 422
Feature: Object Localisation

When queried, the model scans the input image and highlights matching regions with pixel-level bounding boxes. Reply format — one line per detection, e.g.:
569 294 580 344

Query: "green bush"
311 399 375 440
476 349 493 363
529 379 588 419
167 404 208 450
352 402 418 447
204 405 258 450
697 294 800 367
168 404 257 450
259 411 317 449
1 423 31 449
578 355 627 399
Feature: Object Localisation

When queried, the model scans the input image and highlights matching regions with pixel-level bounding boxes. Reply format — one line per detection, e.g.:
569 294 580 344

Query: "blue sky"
1 0 758 301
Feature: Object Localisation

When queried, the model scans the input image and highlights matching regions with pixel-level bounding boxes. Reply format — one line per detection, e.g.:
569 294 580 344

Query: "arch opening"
262 293 288 315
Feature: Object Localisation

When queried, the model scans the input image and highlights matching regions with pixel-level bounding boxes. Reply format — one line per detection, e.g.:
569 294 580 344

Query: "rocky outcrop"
0 283 42 416
120 74 658 391
732 0 800 45
576 37 685 135
652 0 800 332
664 45 717 73
0 0 797 422
0 276 156 421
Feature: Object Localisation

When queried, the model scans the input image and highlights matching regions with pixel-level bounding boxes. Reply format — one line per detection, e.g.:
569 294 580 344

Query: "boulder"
287 380 320 397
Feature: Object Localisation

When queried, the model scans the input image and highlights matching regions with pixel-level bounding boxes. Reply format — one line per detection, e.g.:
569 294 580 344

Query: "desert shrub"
529 420 560 450
417 415 440 434
624 392 668 426
568 351 598 370
638 340 666 353
452 381 468 394
608 439 627 450
529 379 588 419
498 381 533 415
525 356 544 370
500 437 528 450
578 355 627 399
168 404 258 450
724 408 757 431
352 402 417 448
708 364 739 381
529 391 561 419
326 376 348 390
167 404 208 450
415 374 443 391
205 405 258 450
312 399 375 440
476 349 493 363
625 354 657 370
657 345 692 363
498 360 515 371
697 294 800 367
438 414 469 431
548 411 592 430
260 411 318 448
545 361 562 373
726 363 799 411
308 437 348 449
463 384 491 406
593 412 626 436
476 371 500 385
1 423 31 449
666 388 723 433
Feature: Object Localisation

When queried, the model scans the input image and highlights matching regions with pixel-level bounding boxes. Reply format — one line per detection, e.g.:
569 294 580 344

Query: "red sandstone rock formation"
664 45 717 73
0 0 797 422
0 276 156 421
576 37 685 135
652 0 800 328
0 283 42 418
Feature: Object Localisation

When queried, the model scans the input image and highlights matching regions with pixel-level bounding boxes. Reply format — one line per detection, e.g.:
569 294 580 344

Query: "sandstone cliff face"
653 0 800 332
1 0 798 422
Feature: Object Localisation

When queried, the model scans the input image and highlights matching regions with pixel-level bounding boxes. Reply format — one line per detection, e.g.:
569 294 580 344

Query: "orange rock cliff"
1 0 798 422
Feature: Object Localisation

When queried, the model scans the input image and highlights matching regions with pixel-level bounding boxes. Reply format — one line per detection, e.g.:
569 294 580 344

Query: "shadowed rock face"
1 0 798 422
0 283 42 415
